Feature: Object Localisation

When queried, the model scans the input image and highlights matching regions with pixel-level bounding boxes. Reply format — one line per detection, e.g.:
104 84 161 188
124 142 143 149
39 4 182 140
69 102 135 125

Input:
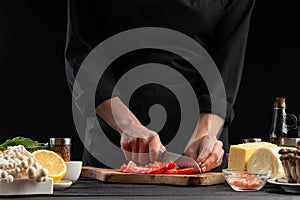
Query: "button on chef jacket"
65 0 256 170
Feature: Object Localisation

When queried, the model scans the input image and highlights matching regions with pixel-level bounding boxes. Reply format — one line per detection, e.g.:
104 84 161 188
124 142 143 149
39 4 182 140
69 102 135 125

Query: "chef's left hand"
184 134 224 173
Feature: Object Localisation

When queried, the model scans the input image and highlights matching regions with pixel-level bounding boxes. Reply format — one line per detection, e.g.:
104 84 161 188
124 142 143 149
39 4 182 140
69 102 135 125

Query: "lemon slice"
32 150 67 183
0 150 2 154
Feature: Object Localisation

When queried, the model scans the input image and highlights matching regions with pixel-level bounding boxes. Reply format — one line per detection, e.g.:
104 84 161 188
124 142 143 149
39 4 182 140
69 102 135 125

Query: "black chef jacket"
65 0 256 171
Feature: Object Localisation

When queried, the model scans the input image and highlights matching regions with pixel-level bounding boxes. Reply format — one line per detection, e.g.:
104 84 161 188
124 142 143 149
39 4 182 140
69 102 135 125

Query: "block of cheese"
228 142 277 170
0 178 53 196
247 146 284 178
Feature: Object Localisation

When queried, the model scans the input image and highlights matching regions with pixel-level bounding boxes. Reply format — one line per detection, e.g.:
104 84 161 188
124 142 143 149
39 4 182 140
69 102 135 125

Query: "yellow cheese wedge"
247 146 284 178
228 142 277 170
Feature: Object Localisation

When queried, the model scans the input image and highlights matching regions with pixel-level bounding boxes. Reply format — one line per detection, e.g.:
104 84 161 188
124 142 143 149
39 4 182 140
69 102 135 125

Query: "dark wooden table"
1 178 300 200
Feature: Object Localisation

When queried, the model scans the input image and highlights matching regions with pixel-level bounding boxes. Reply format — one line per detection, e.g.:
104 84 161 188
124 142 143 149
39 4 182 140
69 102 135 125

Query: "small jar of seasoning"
50 138 71 162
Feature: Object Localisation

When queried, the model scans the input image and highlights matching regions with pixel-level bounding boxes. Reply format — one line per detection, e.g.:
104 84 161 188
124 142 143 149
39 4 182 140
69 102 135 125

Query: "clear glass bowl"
222 168 271 191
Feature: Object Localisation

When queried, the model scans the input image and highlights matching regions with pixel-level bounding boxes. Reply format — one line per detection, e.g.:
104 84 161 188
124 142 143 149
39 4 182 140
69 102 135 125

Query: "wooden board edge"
81 166 225 186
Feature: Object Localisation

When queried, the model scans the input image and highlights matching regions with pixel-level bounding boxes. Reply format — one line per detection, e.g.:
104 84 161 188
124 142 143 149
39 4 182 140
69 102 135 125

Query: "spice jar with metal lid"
50 138 71 161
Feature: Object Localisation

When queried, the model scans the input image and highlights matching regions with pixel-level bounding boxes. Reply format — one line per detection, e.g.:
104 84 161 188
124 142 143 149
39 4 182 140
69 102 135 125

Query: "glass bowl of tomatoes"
222 169 271 191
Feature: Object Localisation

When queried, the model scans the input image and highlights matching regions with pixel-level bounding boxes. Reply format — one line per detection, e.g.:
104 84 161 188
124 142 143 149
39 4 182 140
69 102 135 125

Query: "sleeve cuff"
198 94 234 127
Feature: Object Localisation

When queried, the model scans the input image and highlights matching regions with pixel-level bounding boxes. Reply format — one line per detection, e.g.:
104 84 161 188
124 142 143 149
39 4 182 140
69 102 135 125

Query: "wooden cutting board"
81 166 225 186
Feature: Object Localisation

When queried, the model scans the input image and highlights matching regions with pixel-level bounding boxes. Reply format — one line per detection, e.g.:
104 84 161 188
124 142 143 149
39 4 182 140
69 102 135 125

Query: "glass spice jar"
50 138 71 161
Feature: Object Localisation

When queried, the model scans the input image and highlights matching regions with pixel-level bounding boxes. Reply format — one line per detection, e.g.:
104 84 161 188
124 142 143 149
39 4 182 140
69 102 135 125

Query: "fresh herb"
0 137 39 151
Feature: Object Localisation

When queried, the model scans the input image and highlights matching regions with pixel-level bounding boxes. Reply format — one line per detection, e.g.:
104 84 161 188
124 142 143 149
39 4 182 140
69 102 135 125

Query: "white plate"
268 178 300 193
53 180 72 191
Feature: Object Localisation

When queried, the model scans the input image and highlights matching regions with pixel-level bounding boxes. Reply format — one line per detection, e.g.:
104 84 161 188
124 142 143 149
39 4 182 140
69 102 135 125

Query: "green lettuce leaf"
0 137 39 151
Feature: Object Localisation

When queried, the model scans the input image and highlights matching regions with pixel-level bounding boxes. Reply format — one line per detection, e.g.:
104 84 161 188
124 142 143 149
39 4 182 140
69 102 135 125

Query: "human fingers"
199 141 224 173
196 146 213 165
138 137 149 165
195 135 217 164
131 138 139 163
183 142 198 161
120 136 132 161
148 134 161 162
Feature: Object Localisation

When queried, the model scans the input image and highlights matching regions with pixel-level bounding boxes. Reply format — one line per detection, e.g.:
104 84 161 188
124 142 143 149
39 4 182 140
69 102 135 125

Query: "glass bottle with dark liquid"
269 97 298 145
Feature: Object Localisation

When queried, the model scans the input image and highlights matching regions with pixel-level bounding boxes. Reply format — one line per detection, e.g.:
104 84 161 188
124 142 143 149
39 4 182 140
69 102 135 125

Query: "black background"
0 1 299 161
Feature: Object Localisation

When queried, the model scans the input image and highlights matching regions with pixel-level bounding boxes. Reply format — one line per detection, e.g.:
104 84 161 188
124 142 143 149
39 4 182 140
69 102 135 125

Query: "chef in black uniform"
65 0 256 172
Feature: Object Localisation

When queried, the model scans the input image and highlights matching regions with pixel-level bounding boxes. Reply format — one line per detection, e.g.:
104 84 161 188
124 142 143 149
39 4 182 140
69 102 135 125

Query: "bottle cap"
274 97 286 107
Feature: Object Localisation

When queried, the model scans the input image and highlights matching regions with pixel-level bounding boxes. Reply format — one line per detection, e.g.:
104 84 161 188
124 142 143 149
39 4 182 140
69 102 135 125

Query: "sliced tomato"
146 168 165 174
164 168 178 174
165 161 177 170
191 169 201 174
176 168 195 174
119 161 199 175
145 161 165 169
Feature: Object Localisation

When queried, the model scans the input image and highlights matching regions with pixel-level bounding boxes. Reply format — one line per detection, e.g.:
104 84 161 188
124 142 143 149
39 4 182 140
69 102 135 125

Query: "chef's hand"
183 113 225 172
184 134 224 172
96 97 163 165
120 123 163 165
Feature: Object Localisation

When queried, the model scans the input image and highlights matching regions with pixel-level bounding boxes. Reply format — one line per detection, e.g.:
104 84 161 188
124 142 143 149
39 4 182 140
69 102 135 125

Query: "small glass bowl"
222 169 271 191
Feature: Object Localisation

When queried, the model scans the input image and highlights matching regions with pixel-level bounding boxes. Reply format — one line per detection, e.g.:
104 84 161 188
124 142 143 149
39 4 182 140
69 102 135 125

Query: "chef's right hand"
120 123 163 165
